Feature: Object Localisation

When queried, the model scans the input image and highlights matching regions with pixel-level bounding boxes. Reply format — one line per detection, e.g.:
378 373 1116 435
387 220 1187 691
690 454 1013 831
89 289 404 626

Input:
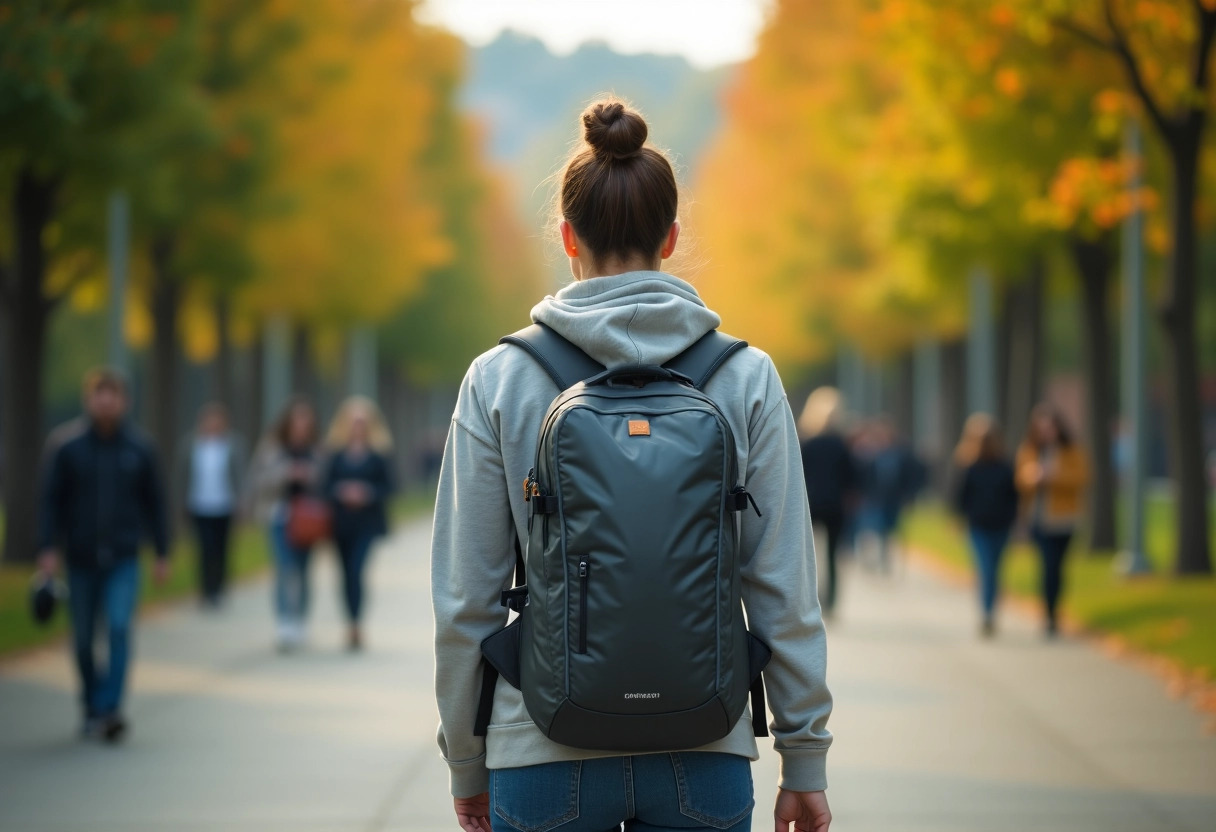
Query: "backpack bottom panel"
545 693 734 752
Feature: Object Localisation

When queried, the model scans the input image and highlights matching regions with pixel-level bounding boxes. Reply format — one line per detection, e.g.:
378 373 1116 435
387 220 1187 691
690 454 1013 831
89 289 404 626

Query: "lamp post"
106 190 129 372
1117 118 1152 576
347 325 378 398
967 267 996 417
262 315 291 430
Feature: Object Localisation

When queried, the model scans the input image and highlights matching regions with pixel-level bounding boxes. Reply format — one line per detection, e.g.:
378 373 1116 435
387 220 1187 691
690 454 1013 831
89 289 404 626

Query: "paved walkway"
0 519 1213 832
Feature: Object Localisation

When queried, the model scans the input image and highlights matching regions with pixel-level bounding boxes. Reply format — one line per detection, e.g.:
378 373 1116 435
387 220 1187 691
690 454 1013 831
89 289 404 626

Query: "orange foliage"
694 0 1189 374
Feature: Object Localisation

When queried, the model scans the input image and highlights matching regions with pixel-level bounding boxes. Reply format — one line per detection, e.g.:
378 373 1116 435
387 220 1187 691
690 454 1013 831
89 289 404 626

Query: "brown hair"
559 97 678 268
1026 402 1075 449
273 397 317 449
81 367 128 400
955 413 1006 467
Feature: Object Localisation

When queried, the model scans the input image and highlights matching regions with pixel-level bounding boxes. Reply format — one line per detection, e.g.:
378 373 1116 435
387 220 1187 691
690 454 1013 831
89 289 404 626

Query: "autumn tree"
875 0 1162 552
1046 0 1213 573
242 0 450 340
379 30 542 385
698 0 1209 569
130 1 297 467
0 2 198 563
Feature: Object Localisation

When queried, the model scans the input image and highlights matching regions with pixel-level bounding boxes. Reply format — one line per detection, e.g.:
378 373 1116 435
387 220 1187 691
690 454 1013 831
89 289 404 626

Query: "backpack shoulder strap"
664 330 749 390
500 323 604 390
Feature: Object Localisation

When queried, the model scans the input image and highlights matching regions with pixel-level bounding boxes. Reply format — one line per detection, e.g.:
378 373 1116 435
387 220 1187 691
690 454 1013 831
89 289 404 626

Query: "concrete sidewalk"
0 518 1213 831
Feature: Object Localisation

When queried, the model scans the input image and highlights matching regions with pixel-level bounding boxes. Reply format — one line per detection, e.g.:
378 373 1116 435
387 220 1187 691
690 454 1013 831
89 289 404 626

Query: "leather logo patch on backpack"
628 420 650 436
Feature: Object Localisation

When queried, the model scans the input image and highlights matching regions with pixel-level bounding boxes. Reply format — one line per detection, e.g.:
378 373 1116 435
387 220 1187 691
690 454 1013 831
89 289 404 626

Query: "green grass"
903 499 1216 679
0 493 435 658
390 487 437 525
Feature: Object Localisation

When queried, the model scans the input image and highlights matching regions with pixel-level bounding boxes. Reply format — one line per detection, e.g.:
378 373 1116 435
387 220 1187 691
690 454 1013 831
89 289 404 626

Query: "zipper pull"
579 560 588 578
731 485 763 518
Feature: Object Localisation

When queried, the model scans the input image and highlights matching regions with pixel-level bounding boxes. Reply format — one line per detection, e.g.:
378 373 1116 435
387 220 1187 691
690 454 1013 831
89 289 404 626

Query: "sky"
416 0 770 69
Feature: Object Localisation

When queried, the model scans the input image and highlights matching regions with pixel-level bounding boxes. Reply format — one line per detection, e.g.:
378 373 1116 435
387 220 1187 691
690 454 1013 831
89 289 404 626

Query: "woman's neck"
575 254 660 281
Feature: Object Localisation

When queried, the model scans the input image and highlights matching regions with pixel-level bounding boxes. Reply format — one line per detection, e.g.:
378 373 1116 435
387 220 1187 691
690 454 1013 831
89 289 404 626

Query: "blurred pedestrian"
323 397 394 652
1016 403 1089 637
178 403 245 609
858 418 923 573
798 387 856 614
1011 403 1089 637
248 398 322 651
952 414 1018 638
37 368 170 742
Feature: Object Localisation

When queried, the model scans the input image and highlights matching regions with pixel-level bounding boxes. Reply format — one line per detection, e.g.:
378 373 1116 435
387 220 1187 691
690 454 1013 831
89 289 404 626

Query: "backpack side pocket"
746 632 772 738
474 618 524 736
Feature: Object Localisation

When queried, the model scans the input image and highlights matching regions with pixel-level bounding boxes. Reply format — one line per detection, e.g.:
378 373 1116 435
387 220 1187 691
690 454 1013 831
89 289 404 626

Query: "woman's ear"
659 221 681 259
559 220 580 258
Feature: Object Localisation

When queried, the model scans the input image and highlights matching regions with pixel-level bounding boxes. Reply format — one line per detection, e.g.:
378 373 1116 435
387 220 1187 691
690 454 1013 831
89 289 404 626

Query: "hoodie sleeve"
739 359 833 792
431 362 514 798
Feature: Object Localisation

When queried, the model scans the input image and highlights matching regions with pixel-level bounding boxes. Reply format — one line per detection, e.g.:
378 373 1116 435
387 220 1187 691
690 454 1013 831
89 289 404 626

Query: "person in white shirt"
179 403 245 608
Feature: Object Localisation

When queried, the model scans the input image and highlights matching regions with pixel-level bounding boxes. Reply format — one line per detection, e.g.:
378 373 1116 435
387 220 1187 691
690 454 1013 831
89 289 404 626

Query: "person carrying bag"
431 98 832 832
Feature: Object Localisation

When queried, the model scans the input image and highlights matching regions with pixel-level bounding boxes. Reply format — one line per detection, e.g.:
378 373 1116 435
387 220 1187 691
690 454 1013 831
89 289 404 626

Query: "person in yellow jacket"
1016 404 1089 637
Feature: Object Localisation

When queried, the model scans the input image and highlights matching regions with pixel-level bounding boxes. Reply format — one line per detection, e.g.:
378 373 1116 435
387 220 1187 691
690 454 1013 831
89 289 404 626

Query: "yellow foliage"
179 289 217 363
243 0 454 325
694 0 1195 374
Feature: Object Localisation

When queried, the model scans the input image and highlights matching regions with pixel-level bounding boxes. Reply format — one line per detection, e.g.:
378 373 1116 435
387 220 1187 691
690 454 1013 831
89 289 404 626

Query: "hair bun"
582 99 647 160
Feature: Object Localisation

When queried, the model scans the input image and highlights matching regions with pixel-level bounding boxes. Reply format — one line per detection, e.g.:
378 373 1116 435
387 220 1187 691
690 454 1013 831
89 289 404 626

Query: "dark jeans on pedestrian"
335 532 375 623
1031 527 1073 630
192 513 232 604
67 557 140 719
490 752 753 832
967 525 1009 617
814 508 844 613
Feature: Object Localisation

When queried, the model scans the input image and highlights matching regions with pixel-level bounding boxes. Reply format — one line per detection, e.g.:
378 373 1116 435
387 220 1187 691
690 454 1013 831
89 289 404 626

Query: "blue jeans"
967 526 1009 616
491 752 753 832
67 557 140 718
335 532 375 622
270 517 311 623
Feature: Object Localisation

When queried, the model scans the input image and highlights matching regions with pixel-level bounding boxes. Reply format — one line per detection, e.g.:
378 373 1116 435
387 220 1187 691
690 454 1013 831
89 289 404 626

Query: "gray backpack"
475 323 771 751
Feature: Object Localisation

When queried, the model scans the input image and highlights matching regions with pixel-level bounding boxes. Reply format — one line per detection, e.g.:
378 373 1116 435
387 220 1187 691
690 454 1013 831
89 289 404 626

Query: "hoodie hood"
530 271 721 367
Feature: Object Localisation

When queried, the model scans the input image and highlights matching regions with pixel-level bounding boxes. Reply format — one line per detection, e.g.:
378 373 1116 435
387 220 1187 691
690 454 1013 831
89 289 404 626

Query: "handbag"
286 496 332 548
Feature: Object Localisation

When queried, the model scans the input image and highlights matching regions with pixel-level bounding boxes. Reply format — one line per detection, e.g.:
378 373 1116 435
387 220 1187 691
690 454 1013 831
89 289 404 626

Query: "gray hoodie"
431 271 832 797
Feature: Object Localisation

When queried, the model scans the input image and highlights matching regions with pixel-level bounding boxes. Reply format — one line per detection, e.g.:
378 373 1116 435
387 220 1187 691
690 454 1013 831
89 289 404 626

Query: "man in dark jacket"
37 369 169 742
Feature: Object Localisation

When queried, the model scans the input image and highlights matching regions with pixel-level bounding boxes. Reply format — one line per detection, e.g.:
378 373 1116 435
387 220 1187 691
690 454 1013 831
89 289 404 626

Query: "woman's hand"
338 480 370 508
775 788 831 832
453 793 491 832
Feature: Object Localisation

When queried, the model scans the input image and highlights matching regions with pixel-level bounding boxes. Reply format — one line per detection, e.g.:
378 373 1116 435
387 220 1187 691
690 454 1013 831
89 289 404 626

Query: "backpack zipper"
577 558 590 653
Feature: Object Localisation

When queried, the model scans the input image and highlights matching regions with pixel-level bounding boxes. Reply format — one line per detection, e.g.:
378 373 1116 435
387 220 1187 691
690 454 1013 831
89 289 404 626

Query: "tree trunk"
291 323 317 404
248 328 265 441
1161 137 1211 574
148 235 182 516
0 169 56 564
211 295 233 409
938 339 967 483
1001 261 1044 449
1070 236 1118 552
892 351 915 444
997 285 1013 428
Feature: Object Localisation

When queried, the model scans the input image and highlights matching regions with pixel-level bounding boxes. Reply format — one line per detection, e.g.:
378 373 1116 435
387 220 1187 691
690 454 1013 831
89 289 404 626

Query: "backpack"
475 323 772 752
